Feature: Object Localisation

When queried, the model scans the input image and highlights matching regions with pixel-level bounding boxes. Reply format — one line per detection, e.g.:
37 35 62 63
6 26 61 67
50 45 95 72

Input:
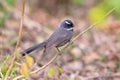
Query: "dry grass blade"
4 0 25 80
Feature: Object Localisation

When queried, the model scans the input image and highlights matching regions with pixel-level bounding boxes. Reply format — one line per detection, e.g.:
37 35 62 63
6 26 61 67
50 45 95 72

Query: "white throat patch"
66 27 73 31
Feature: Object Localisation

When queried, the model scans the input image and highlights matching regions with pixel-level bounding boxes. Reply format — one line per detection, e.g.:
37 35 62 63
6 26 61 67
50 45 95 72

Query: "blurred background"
0 0 120 80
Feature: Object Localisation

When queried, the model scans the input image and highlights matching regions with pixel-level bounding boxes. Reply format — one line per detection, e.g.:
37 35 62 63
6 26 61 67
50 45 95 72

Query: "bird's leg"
43 46 46 54
56 47 61 52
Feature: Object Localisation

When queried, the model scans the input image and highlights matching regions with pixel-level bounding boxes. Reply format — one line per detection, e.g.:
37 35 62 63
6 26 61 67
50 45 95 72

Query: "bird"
21 19 74 56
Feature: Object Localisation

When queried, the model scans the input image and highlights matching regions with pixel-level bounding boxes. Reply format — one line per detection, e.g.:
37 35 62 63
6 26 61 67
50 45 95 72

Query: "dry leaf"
25 55 34 68
20 62 30 77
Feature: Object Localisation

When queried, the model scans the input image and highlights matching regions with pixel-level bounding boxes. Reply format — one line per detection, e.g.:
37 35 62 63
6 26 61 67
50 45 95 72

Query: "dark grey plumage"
21 19 74 56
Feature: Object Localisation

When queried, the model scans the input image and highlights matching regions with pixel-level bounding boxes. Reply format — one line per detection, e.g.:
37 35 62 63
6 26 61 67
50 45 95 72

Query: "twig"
31 54 59 74
4 0 25 80
62 7 116 50
72 7 116 42
13 54 59 80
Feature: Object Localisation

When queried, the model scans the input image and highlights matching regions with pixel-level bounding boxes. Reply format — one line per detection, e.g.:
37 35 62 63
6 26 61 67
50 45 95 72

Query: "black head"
60 19 74 28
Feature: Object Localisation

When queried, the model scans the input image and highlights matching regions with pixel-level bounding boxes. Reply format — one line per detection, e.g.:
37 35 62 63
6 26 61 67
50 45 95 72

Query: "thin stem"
4 0 25 80
13 54 59 80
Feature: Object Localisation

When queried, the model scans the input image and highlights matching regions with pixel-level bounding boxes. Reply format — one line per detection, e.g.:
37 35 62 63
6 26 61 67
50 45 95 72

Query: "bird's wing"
48 28 69 41
47 28 72 47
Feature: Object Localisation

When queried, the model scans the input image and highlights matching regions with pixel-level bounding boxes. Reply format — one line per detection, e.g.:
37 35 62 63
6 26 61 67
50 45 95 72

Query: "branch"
72 7 116 42
4 0 25 80
13 54 59 80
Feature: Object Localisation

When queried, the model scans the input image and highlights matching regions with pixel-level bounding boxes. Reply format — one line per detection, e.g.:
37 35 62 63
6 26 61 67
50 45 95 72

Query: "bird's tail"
21 41 46 56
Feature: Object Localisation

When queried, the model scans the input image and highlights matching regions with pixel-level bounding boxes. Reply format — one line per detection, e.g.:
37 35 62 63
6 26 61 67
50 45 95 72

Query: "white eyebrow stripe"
65 21 71 24
66 27 73 31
